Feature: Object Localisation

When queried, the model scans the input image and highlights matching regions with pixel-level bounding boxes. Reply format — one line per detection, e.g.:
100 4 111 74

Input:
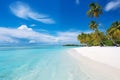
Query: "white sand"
73 47 120 69
67 47 120 80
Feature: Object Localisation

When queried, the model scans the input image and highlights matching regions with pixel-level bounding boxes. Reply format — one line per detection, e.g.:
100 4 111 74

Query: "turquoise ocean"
0 46 89 80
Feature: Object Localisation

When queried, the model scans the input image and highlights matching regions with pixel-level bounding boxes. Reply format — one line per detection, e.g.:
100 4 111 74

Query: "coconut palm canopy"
89 21 98 30
107 21 120 39
87 3 102 18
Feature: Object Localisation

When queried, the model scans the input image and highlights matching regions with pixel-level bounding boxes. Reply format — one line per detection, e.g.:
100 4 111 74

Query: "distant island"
63 44 86 47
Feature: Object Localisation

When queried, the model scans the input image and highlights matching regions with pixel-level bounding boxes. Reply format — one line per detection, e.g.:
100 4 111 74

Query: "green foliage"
116 40 120 44
77 21 120 46
77 2 120 46
77 31 105 46
107 21 120 40
104 40 113 46
87 2 102 18
89 21 98 30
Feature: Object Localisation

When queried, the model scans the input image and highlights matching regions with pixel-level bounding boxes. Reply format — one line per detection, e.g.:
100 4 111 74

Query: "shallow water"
0 46 89 80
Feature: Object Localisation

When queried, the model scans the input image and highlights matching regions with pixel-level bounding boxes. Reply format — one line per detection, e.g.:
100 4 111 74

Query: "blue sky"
0 0 120 45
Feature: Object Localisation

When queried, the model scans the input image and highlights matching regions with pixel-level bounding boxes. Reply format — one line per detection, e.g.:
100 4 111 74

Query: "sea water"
0 46 89 80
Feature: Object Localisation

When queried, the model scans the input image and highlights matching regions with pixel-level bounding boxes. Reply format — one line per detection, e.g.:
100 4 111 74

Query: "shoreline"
67 47 120 80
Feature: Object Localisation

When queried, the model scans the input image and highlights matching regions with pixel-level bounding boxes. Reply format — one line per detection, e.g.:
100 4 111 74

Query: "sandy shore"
67 47 120 80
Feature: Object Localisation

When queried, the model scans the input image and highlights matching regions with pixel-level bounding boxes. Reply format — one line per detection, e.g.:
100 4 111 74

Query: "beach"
68 47 120 80
0 46 120 80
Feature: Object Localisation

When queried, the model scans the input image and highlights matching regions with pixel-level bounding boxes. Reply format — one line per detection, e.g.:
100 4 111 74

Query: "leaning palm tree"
107 21 120 46
87 2 117 46
107 21 120 35
89 20 104 46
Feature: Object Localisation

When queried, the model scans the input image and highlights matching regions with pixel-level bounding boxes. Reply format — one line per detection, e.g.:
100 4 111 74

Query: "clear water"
0 46 89 80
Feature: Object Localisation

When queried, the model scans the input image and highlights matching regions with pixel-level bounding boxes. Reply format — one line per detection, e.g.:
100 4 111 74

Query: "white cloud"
105 0 120 11
18 25 32 31
56 31 79 44
0 35 18 43
76 0 80 5
0 25 80 45
30 24 37 27
9 1 55 24
29 40 36 43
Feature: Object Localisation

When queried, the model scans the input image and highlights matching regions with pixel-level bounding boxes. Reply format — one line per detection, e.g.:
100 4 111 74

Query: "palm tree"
90 32 100 46
89 21 104 46
107 21 120 46
89 20 98 30
87 2 117 46
77 33 87 44
87 3 102 18
77 32 105 46
77 33 92 46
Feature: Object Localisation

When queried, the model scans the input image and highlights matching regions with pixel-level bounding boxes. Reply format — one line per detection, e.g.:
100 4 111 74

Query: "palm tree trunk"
95 30 105 46
97 18 118 46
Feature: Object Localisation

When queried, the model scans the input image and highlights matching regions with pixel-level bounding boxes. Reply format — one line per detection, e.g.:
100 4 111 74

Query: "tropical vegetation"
77 2 120 46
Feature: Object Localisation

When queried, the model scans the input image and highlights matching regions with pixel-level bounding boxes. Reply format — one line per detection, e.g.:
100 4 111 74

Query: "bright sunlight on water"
0 46 89 80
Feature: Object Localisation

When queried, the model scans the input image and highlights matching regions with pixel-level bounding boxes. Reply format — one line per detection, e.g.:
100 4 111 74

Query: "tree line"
77 3 120 46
